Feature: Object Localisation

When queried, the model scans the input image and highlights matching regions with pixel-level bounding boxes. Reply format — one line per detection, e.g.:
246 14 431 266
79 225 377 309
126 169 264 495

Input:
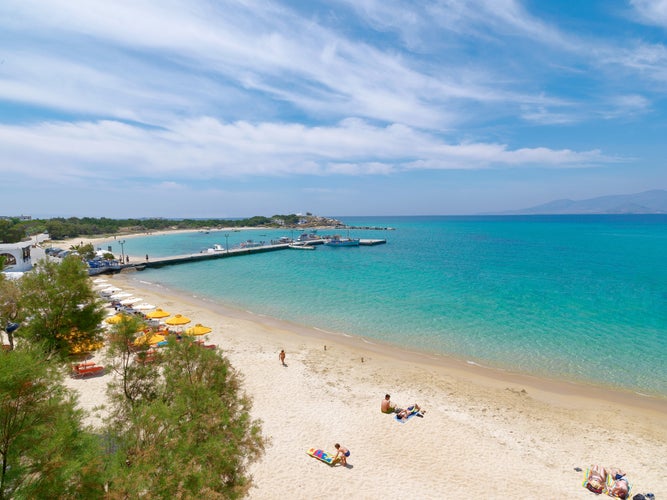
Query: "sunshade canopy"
105 313 127 324
184 323 212 335
146 308 170 319
165 314 191 326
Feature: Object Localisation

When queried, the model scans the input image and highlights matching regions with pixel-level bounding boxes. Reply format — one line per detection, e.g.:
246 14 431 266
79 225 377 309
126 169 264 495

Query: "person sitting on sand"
333 443 350 466
381 394 397 414
382 394 423 416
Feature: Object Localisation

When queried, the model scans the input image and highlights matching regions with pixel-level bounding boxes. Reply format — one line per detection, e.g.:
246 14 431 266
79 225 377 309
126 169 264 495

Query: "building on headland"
0 215 32 221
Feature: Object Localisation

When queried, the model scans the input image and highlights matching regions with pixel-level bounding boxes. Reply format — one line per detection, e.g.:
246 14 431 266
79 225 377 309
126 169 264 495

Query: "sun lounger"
72 362 105 378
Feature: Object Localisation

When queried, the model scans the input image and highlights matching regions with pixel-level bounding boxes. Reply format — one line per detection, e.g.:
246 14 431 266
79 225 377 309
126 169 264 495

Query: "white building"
0 242 34 273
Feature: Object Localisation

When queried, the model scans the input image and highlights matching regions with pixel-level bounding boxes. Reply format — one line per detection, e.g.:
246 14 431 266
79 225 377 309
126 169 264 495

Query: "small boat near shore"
288 243 316 250
204 244 227 253
323 235 360 247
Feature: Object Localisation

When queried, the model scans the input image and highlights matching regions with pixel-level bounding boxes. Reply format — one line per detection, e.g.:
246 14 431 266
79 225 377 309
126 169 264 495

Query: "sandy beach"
42 232 665 498
59 268 666 499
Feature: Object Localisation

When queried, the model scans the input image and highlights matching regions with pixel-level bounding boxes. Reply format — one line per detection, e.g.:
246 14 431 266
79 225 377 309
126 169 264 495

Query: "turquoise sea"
108 215 667 397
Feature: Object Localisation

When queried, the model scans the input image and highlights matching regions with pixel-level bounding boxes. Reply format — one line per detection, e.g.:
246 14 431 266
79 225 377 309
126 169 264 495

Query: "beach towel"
307 448 336 466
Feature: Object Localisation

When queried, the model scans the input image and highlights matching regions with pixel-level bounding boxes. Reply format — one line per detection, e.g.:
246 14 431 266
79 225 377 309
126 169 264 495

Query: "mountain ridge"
496 189 667 215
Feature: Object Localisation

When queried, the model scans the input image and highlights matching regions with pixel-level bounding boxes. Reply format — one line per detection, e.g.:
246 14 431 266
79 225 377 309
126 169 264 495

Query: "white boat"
296 232 320 243
288 243 316 250
205 244 227 253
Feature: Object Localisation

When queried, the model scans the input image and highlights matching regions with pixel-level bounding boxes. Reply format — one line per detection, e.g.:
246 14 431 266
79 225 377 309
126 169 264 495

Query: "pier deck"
103 238 386 274
119 243 290 272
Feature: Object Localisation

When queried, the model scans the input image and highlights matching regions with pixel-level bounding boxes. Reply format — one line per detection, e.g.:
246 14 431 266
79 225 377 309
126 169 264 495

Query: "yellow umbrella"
105 313 127 324
165 314 191 326
133 333 166 346
146 308 170 319
184 323 212 336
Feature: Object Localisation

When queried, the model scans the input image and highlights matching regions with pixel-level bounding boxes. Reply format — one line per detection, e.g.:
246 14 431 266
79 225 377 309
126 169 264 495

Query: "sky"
1 0 666 218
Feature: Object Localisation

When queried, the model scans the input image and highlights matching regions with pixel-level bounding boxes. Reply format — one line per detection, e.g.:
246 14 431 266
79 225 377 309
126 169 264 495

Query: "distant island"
497 189 667 215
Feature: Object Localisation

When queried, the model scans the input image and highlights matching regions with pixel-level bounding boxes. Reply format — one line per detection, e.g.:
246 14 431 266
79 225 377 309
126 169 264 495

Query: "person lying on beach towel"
607 469 630 499
583 465 630 499
584 464 608 494
395 404 425 422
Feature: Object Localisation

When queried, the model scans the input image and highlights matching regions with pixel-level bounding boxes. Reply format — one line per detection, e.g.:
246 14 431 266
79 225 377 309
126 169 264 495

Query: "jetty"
111 238 387 274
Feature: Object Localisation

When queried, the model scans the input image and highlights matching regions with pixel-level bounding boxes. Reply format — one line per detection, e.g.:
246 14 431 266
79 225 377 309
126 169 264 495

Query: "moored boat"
323 235 360 247
288 243 316 250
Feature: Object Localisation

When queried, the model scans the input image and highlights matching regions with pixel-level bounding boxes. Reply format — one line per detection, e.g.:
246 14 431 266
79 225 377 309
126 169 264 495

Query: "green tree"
18 257 105 357
105 315 160 413
0 275 22 350
105 338 265 499
0 346 102 499
70 242 96 261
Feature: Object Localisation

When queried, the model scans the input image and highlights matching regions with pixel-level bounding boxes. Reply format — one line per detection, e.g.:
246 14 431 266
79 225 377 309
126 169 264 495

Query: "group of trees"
0 257 264 498
0 214 323 243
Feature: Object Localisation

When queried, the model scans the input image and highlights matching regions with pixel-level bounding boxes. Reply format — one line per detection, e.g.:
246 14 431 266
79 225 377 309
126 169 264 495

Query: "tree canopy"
104 334 265 499
1 258 266 497
18 257 106 356
0 346 103 499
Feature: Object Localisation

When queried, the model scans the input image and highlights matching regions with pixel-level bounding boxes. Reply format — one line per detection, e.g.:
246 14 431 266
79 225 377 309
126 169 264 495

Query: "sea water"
108 215 667 397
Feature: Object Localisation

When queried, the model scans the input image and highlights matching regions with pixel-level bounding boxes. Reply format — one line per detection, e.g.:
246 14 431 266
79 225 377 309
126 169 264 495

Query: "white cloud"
0 118 615 186
630 0 667 29
0 0 587 132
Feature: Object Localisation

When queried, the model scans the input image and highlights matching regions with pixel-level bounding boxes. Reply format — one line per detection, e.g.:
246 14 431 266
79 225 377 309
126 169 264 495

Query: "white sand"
62 272 667 499
44 232 665 498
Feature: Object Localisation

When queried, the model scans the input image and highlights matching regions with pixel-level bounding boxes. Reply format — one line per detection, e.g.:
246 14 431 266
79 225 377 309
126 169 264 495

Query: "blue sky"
1 0 666 218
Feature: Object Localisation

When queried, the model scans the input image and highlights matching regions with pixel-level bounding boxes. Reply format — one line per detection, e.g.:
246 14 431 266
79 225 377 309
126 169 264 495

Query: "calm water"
107 215 667 397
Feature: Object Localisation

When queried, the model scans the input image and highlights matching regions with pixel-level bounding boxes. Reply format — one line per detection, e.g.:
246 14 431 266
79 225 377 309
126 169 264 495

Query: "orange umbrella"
184 323 212 335
146 308 170 319
165 314 191 326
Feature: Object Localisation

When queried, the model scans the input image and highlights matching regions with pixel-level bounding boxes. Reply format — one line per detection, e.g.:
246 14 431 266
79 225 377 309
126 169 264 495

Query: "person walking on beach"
333 444 350 466
279 349 286 366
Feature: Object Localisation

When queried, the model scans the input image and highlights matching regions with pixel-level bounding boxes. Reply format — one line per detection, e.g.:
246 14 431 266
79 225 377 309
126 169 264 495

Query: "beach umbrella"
165 314 191 326
133 333 165 346
133 302 156 311
93 278 108 283
110 292 133 299
99 286 121 295
120 297 142 305
105 313 127 324
184 323 212 336
146 308 170 319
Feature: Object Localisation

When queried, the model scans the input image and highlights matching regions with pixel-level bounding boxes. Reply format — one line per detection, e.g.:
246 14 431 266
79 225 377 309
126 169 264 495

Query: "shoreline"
52 231 667 405
126 274 667 415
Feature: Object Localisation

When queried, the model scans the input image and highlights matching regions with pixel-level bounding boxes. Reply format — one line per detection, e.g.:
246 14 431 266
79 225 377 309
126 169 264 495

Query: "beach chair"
72 362 105 378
